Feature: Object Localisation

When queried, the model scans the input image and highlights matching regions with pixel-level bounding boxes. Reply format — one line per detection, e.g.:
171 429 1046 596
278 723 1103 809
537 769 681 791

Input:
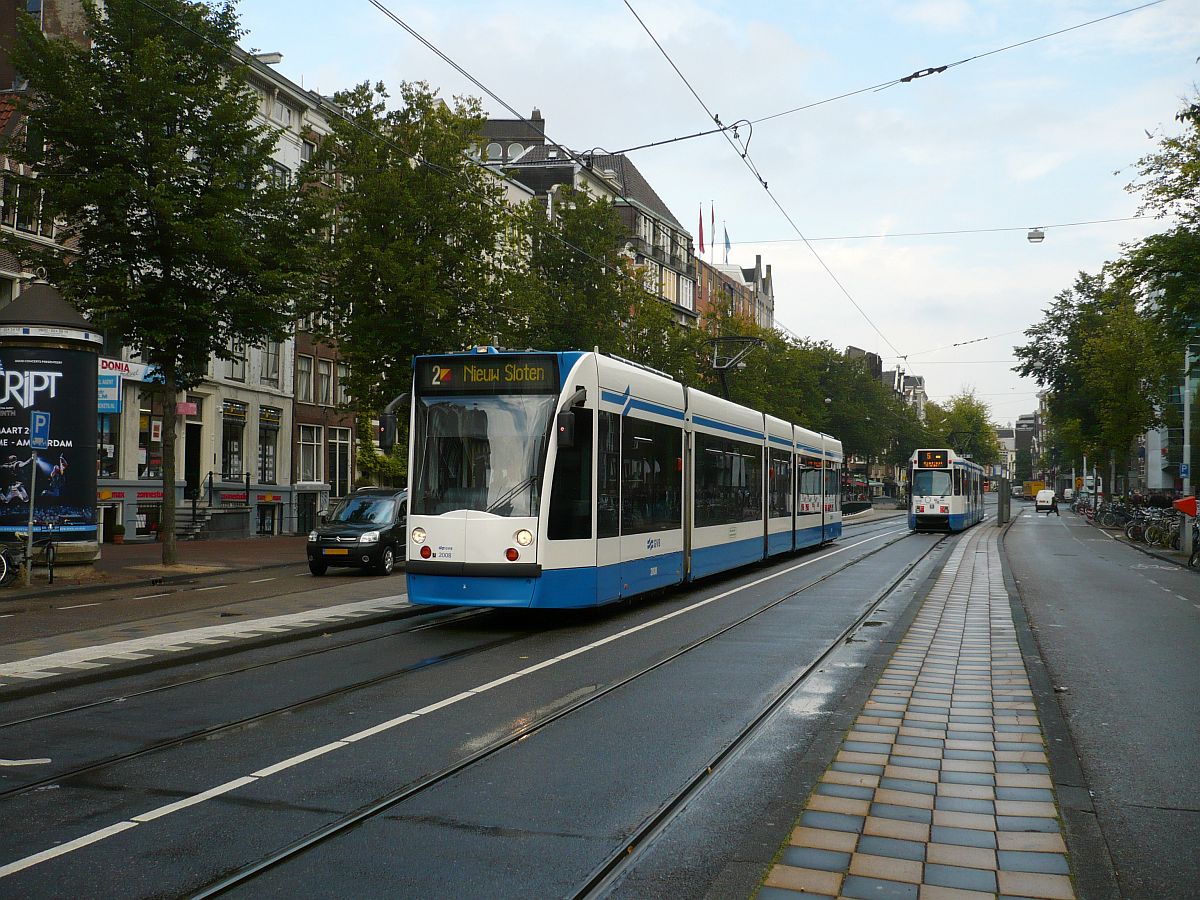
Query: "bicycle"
0 530 57 587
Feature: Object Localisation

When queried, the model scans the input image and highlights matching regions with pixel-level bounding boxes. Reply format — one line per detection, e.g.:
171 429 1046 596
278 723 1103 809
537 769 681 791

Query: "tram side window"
953 469 962 496
694 433 762 527
768 448 791 517
549 409 593 540
621 417 682 534
798 459 822 511
825 467 840 509
597 411 620 538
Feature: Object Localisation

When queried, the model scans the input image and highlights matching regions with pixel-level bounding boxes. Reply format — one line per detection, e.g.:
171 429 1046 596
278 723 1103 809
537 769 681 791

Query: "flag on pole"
724 226 731 264
697 205 704 255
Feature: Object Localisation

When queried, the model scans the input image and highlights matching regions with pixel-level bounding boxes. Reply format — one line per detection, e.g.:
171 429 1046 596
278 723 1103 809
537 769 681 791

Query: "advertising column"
0 283 102 552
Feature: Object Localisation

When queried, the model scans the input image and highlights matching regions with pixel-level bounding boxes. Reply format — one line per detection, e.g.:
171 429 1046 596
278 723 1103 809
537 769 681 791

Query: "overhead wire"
623 0 905 359
364 0 729 305
594 0 1172 156
128 0 665 308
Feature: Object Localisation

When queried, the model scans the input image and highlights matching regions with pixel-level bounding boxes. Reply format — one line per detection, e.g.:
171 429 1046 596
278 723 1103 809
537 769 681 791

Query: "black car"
307 487 407 576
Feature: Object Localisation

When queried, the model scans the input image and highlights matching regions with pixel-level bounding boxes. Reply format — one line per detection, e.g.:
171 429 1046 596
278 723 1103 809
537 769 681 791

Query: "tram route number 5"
30 410 50 450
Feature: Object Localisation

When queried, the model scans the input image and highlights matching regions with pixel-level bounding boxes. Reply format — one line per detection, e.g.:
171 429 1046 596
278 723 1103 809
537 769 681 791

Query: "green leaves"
1 0 304 390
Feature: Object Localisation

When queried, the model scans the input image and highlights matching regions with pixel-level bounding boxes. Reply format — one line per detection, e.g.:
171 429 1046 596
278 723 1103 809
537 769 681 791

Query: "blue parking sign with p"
30 410 51 450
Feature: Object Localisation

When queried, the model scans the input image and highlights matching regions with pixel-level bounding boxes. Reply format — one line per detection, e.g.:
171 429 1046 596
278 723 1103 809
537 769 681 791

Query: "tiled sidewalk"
759 526 1074 900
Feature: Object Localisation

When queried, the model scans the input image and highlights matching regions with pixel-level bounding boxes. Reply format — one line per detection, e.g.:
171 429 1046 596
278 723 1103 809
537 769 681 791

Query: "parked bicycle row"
1072 496 1200 566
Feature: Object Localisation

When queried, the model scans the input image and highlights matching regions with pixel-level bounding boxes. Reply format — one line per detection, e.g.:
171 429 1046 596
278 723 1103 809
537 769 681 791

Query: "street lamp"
1027 227 1045 243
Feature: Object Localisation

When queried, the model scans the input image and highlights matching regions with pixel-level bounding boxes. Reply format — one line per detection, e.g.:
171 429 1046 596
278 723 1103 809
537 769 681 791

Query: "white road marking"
58 603 102 610
0 822 138 878
0 614 14 619
0 528 905 878
0 758 51 767
132 593 170 600
192 585 226 592
1176 595 1188 602
0 595 409 681
248 577 276 584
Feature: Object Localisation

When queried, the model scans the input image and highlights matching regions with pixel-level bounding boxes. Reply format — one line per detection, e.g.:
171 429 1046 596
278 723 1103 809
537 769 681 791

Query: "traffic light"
377 413 397 453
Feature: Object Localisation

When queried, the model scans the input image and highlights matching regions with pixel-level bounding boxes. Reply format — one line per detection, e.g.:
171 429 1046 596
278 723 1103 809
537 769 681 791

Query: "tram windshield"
411 394 557 517
913 470 952 497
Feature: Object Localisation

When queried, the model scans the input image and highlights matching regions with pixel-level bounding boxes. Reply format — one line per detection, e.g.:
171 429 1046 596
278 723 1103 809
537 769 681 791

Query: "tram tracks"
0 607 516 801
185 527 944 898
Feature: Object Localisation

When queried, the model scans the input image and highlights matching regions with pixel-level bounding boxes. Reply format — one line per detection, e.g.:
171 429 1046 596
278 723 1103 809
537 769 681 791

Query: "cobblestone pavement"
759 525 1076 900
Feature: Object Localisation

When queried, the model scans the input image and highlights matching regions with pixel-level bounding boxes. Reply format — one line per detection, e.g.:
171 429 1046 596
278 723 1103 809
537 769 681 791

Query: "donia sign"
0 348 97 539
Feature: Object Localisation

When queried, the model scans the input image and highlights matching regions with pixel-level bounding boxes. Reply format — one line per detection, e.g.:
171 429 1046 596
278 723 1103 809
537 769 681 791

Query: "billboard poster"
0 347 98 540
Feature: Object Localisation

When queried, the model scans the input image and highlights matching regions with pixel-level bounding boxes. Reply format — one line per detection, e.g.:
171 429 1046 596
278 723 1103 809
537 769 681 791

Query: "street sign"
1182 463 1190 478
30 410 50 450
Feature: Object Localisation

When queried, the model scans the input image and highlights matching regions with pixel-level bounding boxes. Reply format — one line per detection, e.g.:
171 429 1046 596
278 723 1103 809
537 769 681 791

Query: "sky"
238 0 1200 426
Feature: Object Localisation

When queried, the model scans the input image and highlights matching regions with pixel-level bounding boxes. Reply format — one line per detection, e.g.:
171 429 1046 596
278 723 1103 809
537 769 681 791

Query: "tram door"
596 410 622 601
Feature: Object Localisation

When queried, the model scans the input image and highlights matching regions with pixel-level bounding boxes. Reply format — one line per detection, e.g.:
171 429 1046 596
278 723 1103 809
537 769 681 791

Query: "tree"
1014 268 1170 486
511 187 638 357
302 81 518 414
926 393 1002 466
2 0 307 563
1122 93 1200 350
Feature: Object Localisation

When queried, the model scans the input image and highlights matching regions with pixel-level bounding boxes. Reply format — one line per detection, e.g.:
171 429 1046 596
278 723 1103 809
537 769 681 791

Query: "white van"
1063 488 1074 501
1035 489 1057 512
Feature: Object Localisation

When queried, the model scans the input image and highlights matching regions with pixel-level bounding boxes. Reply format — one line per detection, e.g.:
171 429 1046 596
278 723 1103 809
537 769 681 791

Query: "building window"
272 99 293 127
485 142 502 160
260 341 280 386
265 161 290 187
336 362 350 406
296 354 313 403
98 413 120 478
138 402 163 480
221 400 247 476
329 427 352 497
299 424 322 483
317 359 333 405
679 277 694 312
301 139 315 163
258 407 281 484
0 178 16 228
226 341 246 381
661 269 678 305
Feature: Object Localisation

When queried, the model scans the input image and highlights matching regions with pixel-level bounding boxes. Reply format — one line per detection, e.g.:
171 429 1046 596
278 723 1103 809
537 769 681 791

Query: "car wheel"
376 545 395 576
309 560 327 576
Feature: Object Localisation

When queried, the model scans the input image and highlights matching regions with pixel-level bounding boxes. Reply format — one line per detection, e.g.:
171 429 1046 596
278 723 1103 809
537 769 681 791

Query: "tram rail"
185 526 939 898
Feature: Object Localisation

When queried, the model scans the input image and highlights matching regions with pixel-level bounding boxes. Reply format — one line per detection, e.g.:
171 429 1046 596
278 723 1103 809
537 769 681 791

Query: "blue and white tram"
405 347 843 609
908 448 984 532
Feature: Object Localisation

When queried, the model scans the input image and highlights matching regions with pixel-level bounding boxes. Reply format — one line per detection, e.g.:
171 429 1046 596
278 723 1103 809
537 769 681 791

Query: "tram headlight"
359 530 380 544
307 531 318 542
411 527 427 545
514 528 533 547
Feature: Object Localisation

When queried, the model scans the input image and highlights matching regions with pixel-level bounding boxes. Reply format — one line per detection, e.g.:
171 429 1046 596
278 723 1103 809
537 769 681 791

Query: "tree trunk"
160 372 179 566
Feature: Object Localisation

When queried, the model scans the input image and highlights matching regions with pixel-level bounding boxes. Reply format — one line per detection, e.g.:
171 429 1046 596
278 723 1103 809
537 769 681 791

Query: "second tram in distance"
908 448 984 531
405 347 844 609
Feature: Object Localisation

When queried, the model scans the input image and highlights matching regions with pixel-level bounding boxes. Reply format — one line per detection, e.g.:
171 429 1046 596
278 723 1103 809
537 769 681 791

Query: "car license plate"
323 548 349 555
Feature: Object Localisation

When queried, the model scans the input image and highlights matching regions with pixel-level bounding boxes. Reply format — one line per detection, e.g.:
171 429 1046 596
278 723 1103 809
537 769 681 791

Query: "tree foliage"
301 81 518 413
923 393 1003 465
2 0 308 563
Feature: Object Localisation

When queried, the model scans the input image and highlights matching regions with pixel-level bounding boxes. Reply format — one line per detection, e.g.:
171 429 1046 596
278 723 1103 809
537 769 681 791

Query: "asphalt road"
1005 504 1200 898
0 516 952 899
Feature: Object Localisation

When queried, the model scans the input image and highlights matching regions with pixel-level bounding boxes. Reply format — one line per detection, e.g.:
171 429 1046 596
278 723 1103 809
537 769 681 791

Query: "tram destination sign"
916 449 949 469
416 354 558 395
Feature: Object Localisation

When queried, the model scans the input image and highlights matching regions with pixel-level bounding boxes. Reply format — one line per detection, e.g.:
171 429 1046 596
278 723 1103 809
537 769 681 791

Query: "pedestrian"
1047 494 1059 517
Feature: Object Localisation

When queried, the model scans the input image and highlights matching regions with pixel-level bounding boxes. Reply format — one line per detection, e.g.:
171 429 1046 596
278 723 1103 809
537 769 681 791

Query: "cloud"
890 0 973 31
